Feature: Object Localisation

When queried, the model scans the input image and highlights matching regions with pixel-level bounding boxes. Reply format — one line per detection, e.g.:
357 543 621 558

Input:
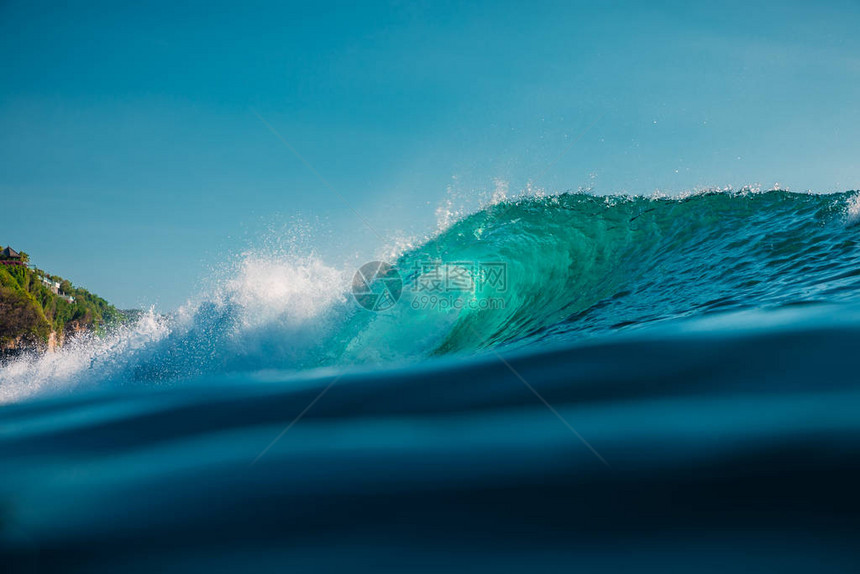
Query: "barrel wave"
5 189 860 397
3 189 860 572
390 189 860 354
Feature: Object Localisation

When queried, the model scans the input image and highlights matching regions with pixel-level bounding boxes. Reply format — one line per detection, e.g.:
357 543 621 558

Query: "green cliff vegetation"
0 247 126 351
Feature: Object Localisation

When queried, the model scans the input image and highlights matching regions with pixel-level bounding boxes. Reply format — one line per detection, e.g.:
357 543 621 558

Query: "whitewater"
3 189 860 572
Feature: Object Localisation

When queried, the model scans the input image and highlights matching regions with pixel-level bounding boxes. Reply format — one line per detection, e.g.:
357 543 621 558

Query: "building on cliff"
38 275 76 303
1 246 24 266
40 276 61 294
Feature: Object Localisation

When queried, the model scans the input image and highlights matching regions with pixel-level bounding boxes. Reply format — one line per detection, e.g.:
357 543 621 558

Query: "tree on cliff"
0 258 126 352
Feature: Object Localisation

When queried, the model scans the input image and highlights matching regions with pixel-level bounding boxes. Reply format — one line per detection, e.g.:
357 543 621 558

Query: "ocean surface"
3 189 860 572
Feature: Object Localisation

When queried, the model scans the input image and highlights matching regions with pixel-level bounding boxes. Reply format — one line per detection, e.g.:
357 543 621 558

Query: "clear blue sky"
2 0 858 310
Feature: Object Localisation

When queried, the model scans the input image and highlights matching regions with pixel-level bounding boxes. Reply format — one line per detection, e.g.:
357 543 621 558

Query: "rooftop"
1 246 22 260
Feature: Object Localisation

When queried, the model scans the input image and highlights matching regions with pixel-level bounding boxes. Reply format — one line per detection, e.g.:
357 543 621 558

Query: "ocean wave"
2 189 859 403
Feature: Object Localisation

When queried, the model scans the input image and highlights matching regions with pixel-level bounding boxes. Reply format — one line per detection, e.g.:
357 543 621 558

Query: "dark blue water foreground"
3 311 860 572
3 190 860 571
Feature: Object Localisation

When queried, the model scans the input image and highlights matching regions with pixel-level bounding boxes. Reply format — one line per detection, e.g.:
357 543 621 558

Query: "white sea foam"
0 249 350 403
218 252 347 330
0 310 169 404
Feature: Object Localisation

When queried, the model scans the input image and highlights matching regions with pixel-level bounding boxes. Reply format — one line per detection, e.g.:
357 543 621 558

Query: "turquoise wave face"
341 190 860 358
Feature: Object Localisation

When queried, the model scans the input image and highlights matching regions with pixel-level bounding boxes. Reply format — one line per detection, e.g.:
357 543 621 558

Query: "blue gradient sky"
2 0 859 309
